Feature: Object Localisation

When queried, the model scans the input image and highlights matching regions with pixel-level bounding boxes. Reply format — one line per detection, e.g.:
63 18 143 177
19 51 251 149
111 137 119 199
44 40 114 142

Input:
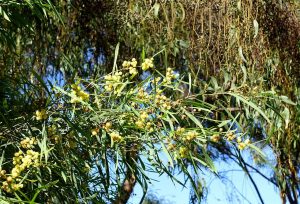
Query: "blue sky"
129 153 281 204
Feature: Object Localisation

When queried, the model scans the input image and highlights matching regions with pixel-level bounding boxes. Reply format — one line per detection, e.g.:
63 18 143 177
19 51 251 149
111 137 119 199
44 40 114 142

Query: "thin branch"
244 163 278 187
239 152 265 204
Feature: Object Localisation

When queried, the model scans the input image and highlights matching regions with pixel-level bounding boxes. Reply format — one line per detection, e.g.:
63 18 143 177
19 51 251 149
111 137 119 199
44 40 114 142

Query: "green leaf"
29 180 59 203
46 0 65 26
210 77 219 90
182 108 206 136
0 7 10 22
153 3 160 17
248 144 266 159
0 150 5 168
241 64 247 84
217 119 231 128
113 43 120 73
253 19 259 38
238 46 247 63
61 171 67 182
179 40 189 48
227 93 270 123
31 69 51 96
279 95 296 105
282 107 290 129
160 141 174 168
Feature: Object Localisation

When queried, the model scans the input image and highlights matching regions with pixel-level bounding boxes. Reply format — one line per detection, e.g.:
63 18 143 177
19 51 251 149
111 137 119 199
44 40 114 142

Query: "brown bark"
113 173 137 204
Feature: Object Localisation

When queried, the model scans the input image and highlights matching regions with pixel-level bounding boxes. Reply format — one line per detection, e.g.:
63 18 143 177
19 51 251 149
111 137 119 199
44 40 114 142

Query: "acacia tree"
2 52 293 203
0 0 299 203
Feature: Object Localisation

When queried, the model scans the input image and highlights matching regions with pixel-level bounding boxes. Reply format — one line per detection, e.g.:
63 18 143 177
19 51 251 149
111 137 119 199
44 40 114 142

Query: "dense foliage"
0 0 299 203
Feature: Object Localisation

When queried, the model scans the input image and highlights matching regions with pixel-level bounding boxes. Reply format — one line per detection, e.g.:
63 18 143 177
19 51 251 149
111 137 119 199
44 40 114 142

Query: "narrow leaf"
253 19 259 38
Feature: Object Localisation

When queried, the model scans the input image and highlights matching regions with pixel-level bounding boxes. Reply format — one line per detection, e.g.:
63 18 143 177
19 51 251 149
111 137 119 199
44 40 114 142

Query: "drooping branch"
238 152 265 204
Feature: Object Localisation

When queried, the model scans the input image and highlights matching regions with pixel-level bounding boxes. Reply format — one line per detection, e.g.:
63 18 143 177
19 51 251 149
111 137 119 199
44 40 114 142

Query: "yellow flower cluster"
48 125 61 144
2 177 23 193
237 138 250 150
166 131 197 162
110 131 122 143
168 128 192 160
52 135 60 144
171 127 184 140
12 150 39 177
20 137 37 149
151 77 161 86
135 111 149 129
145 122 154 132
48 125 56 135
163 68 176 84
137 88 150 100
176 127 185 135
0 170 18 193
70 83 89 103
211 134 221 142
91 128 99 136
184 131 198 141
178 146 189 158
36 109 47 120
140 111 148 120
1 137 40 193
104 71 123 92
154 92 172 110
103 122 112 131
226 132 236 141
123 58 138 75
141 58 154 71
0 170 6 177
15 139 39 171
167 143 176 151
135 120 143 128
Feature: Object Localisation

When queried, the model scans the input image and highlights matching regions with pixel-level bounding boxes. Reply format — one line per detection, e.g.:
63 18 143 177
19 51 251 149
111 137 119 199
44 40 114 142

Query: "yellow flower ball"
105 122 112 130
36 109 47 120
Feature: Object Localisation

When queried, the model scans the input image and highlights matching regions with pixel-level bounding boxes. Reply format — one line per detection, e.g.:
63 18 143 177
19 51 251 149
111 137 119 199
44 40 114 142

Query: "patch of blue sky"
44 64 65 88
129 153 191 204
84 46 106 67
129 149 281 204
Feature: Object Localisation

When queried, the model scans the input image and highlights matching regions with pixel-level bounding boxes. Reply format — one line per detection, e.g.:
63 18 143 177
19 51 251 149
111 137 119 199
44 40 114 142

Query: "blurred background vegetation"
0 0 300 203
